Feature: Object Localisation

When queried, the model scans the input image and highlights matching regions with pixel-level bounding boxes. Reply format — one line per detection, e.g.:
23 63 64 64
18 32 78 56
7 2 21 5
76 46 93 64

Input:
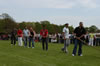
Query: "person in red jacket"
17 28 23 46
40 25 48 51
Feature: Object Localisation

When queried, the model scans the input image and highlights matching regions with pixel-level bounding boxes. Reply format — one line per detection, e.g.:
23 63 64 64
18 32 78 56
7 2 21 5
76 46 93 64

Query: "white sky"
0 0 100 28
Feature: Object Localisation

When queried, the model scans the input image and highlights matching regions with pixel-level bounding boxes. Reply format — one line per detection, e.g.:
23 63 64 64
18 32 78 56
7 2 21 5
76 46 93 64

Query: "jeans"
63 39 70 52
96 38 100 46
24 36 29 47
42 38 48 50
29 37 34 47
72 39 83 55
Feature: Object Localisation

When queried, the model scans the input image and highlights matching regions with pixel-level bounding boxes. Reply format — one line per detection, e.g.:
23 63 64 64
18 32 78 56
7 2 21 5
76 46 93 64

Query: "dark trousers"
11 36 16 45
96 38 100 46
72 39 83 55
42 38 48 50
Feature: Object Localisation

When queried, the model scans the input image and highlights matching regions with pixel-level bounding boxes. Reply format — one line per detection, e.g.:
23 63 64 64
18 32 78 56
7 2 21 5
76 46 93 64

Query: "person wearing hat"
61 23 70 53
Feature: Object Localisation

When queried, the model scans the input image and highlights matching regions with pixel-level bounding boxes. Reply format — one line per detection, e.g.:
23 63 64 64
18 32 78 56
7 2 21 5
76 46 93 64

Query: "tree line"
0 13 100 35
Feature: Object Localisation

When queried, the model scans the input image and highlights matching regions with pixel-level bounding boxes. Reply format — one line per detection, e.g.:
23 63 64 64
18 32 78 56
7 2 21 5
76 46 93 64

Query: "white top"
63 27 69 38
23 29 29 37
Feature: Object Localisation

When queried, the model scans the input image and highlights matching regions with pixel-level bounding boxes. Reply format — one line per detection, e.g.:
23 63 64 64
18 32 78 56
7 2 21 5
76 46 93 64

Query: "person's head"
29 27 33 31
65 23 69 28
42 24 46 29
25 27 27 30
79 22 83 27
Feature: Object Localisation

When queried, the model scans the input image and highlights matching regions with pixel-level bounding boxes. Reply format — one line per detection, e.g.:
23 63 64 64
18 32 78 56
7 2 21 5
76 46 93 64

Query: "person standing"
89 32 94 46
61 23 70 53
72 22 86 56
85 32 89 44
17 28 23 46
23 27 29 47
11 28 17 45
40 25 48 51
29 27 36 48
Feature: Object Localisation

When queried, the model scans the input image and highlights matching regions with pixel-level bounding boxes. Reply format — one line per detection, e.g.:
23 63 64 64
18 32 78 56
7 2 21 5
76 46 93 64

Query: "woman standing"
17 28 23 46
29 27 36 48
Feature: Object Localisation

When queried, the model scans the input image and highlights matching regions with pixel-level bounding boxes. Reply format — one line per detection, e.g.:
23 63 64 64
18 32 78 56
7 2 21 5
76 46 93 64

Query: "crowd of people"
0 22 100 56
10 25 48 50
48 32 100 46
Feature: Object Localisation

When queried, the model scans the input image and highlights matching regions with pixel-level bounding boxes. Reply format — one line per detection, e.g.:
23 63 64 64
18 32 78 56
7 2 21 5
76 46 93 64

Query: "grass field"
0 40 100 66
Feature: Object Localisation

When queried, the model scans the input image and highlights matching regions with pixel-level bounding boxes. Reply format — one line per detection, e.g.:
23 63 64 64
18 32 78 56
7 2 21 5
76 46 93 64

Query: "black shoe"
61 48 64 52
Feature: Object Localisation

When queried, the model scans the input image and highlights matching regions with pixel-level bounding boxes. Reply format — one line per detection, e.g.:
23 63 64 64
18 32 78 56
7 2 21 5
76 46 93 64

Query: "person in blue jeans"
29 27 36 48
72 22 86 56
23 27 29 47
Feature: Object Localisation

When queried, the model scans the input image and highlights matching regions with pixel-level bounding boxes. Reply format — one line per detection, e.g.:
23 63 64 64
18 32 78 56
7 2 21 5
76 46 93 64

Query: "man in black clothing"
11 28 17 45
72 22 86 56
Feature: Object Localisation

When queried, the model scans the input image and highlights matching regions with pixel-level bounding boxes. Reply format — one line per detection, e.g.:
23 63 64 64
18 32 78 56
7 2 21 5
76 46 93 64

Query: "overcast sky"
0 0 100 28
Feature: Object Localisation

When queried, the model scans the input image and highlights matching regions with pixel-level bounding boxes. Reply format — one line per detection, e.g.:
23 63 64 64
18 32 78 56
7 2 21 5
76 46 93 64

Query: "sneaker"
72 54 75 56
32 47 34 48
24 46 27 48
79 54 83 56
61 48 64 52
11 44 13 46
28 47 30 48
65 51 68 54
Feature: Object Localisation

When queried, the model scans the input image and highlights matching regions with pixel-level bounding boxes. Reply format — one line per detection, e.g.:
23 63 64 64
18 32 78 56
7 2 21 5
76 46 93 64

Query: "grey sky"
0 0 100 28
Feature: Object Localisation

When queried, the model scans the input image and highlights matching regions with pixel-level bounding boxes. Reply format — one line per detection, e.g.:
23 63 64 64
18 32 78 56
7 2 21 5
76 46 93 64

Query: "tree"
1 13 15 22
85 27 89 32
40 21 50 25
69 26 74 34
89 25 98 33
0 13 17 34
34 22 42 33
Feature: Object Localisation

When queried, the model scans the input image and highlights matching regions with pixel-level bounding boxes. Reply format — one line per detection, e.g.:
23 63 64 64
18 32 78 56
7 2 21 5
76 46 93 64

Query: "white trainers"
32 47 34 48
72 54 75 56
65 51 68 54
28 47 30 48
79 54 83 56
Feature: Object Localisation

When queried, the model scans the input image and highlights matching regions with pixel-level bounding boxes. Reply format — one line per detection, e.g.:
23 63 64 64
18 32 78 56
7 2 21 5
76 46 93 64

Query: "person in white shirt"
23 27 29 47
61 23 70 53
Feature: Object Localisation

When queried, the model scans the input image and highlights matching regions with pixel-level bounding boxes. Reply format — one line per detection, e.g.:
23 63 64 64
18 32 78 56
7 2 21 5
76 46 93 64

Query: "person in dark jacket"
72 22 86 56
11 28 17 45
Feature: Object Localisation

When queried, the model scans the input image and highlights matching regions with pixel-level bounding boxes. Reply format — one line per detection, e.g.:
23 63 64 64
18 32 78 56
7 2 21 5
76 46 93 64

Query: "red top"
40 29 48 37
17 29 23 37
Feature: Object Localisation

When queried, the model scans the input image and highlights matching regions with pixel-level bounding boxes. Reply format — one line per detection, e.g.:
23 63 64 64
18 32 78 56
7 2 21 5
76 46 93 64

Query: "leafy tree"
34 22 42 33
89 25 98 33
69 26 74 34
0 13 17 34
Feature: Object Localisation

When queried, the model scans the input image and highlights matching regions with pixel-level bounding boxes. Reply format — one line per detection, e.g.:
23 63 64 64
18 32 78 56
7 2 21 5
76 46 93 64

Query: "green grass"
0 40 100 66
